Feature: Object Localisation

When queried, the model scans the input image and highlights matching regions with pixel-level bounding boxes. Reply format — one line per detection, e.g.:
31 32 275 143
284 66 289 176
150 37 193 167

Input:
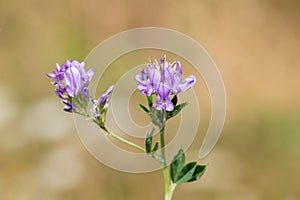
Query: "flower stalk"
101 127 146 153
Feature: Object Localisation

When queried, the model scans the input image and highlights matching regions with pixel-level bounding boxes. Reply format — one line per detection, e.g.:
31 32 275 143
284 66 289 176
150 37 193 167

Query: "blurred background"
0 0 300 199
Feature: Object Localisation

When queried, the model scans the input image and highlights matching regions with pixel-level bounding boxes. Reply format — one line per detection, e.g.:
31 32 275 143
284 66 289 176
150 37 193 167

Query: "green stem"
168 183 176 200
160 115 175 200
159 111 177 200
160 125 169 190
101 126 162 163
104 128 146 153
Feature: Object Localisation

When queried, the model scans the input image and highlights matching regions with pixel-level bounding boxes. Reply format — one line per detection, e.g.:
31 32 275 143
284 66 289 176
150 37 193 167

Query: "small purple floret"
65 61 94 97
62 99 74 112
47 60 94 113
155 83 174 111
99 85 114 107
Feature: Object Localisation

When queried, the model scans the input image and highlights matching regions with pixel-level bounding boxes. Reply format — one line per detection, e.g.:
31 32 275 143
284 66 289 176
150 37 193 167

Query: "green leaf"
188 165 206 182
139 104 149 113
167 102 188 119
145 128 155 154
152 142 159 153
170 149 185 183
147 95 153 107
175 162 197 185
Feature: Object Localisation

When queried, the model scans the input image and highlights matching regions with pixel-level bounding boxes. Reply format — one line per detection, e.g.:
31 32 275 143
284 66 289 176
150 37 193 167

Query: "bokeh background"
1 0 300 199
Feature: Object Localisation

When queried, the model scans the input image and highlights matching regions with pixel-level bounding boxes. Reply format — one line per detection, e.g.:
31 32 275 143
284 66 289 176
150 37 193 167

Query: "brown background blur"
0 0 300 200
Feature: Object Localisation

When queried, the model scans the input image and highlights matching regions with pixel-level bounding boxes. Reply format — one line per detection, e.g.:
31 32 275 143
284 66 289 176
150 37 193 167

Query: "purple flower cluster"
47 60 94 112
135 57 196 111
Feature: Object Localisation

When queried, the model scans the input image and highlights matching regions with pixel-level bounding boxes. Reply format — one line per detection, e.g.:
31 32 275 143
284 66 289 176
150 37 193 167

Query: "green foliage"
145 128 155 153
167 102 188 120
188 165 206 182
139 104 149 113
152 142 159 153
140 95 188 126
170 149 206 185
175 162 197 184
170 149 185 182
147 95 153 107
138 95 153 116
145 128 159 155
